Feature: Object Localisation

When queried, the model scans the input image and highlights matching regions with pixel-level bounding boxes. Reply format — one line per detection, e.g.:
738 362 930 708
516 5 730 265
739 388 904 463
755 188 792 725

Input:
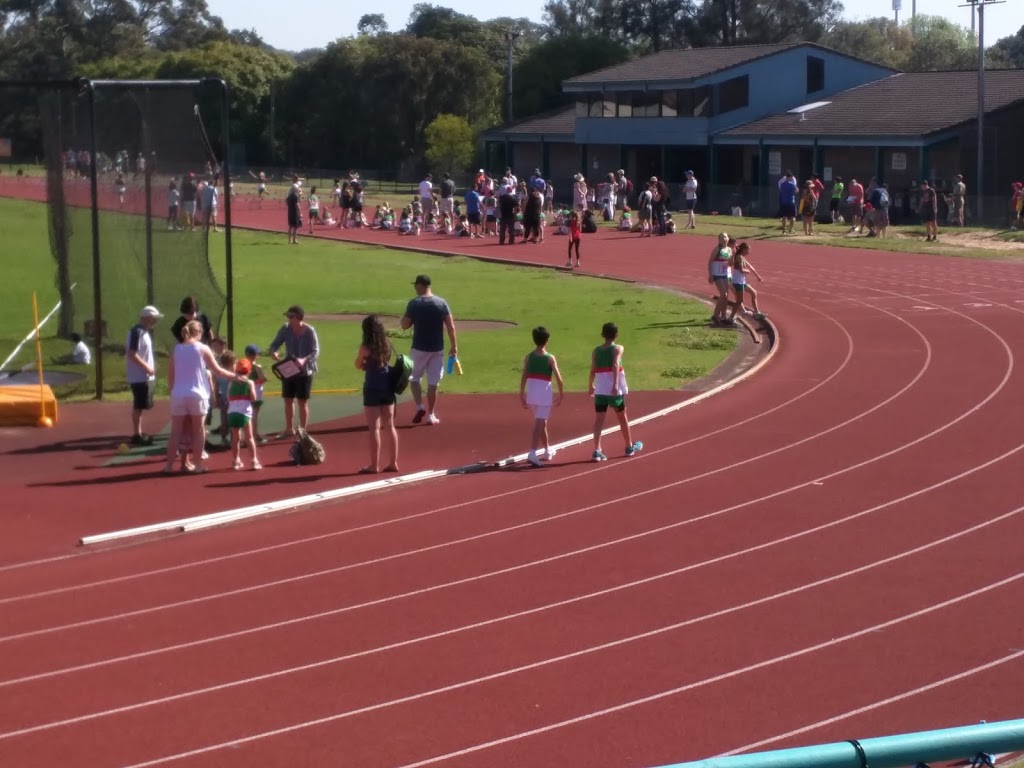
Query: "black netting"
8 81 230 396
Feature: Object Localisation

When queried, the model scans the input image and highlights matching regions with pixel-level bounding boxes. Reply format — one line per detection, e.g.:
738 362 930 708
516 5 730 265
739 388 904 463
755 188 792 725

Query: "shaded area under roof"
485 106 576 138
722 70 1024 138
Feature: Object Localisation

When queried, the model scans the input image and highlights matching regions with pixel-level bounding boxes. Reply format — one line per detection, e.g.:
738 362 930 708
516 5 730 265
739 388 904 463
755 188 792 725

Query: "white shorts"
439 198 454 215
530 404 551 421
170 393 209 417
410 348 445 387
184 201 197 216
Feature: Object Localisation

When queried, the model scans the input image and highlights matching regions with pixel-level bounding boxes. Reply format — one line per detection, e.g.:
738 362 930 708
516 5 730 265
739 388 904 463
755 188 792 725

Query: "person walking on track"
401 274 458 425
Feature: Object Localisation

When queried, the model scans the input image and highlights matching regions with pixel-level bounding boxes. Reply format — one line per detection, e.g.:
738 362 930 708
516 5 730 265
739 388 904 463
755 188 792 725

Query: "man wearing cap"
126 305 162 445
401 275 457 425
268 305 319 437
419 173 434 221
682 170 699 229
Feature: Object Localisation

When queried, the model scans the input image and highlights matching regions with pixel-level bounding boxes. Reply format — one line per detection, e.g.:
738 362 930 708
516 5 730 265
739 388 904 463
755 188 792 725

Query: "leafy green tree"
986 25 1024 68
424 114 474 174
358 14 389 36
821 17 912 69
902 15 977 71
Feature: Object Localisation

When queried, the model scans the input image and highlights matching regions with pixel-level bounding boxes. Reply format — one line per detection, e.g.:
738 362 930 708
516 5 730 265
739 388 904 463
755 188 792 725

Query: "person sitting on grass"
423 213 438 233
664 213 676 234
581 208 598 234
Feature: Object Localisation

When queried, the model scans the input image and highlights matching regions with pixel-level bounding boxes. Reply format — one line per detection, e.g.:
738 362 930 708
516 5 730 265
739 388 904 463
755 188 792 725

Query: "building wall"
575 116 710 147
548 143 580 205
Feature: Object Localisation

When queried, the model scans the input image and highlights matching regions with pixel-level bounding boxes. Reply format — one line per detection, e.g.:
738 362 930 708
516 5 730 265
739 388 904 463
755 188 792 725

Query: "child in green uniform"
227 359 261 470
588 322 643 462
244 344 268 443
520 327 564 467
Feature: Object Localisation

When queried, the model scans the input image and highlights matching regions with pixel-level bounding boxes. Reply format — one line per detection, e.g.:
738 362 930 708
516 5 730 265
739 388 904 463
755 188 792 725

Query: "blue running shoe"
625 441 644 456
592 450 607 462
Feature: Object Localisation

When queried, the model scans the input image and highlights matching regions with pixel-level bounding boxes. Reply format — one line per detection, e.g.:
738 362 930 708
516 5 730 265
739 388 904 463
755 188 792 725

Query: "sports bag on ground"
290 428 326 465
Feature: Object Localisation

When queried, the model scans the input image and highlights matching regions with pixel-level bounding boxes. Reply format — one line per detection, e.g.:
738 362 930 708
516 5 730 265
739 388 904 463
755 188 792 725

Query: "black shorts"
921 211 936 223
282 374 313 400
485 214 497 223
352 202 363 213
779 203 797 218
363 388 396 407
683 199 696 211
829 198 840 212
287 208 302 228
468 212 482 225
131 381 154 411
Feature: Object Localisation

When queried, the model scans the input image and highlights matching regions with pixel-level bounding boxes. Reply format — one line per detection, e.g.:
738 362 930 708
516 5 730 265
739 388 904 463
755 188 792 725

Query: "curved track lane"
2 223 1023 768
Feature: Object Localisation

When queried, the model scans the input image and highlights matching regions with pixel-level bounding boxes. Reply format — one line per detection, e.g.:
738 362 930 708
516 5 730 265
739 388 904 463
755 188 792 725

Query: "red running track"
1 183 1024 767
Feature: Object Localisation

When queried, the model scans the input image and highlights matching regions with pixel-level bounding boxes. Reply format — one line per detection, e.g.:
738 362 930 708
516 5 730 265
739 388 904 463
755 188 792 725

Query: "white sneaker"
543 448 557 461
527 451 543 467
427 413 440 425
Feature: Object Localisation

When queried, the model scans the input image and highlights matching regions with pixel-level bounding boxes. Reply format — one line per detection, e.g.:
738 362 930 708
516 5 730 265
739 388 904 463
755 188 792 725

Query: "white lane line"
113 573 1024 768
715 649 1024 758
4 500 1021 742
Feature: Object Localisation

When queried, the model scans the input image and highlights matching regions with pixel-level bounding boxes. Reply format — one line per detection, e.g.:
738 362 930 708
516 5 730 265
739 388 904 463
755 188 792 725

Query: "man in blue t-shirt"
400 274 459 425
777 172 798 234
464 188 482 238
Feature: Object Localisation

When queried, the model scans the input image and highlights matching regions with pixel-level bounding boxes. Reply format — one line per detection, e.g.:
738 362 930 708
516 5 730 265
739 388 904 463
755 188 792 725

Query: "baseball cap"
141 305 163 319
284 304 304 319
244 343 261 356
414 274 431 287
649 176 658 183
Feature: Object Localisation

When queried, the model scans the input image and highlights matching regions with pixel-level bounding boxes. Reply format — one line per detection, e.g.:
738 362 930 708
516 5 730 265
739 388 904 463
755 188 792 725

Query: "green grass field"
0 197 736 401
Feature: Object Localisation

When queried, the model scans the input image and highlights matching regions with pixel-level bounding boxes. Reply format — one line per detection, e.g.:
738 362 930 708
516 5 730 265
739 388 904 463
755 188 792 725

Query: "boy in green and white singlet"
520 326 564 467
588 322 643 462
227 359 262 471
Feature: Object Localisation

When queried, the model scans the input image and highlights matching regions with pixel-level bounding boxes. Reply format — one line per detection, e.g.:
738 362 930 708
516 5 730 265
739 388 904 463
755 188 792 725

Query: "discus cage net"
0 78 234 399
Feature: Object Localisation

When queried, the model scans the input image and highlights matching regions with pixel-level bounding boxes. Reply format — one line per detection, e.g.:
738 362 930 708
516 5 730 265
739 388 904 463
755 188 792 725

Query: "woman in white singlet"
164 319 241 474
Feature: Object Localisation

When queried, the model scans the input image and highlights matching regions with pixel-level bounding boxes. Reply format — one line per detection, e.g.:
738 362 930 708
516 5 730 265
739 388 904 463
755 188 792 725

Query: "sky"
205 0 1024 53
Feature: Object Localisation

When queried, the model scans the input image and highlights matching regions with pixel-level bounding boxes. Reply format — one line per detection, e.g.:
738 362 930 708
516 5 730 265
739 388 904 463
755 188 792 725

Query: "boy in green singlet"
520 326 564 467
588 322 643 462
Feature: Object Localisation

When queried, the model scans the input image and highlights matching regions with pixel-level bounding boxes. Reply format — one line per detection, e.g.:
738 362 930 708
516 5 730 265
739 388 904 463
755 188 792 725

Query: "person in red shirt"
1011 182 1023 230
566 210 582 269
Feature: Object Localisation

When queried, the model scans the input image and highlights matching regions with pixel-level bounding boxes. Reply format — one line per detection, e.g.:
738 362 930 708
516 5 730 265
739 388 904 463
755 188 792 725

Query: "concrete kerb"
78 230 779 546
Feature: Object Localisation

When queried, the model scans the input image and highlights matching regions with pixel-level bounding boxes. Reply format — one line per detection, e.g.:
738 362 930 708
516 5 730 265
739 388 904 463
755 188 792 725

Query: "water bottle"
455 358 463 375
446 354 455 375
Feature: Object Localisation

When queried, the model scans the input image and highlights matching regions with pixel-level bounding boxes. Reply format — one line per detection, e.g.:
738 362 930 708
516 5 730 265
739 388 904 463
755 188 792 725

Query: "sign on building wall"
768 151 782 176
823 167 833 181
891 152 907 171
0 138 11 158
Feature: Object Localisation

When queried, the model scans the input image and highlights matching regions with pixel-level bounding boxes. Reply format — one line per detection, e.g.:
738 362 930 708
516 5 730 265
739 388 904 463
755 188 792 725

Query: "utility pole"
959 0 1004 221
504 30 521 124
893 0 901 26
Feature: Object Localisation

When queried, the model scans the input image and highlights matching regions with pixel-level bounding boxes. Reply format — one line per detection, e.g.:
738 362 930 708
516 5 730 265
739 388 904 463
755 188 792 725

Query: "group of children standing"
708 232 765 326
520 322 644 467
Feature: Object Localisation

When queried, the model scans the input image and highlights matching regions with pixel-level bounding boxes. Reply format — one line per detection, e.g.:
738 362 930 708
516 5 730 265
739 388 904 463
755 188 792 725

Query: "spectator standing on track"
588 322 643 462
439 173 456 220
181 172 198 230
498 185 519 245
401 275 458 426
355 315 399 475
522 188 542 244
268 304 319 438
200 177 219 233
286 176 302 245
521 326 564 467
419 174 434 221
573 174 588 212
846 177 864 233
652 177 669 235
126 305 162 446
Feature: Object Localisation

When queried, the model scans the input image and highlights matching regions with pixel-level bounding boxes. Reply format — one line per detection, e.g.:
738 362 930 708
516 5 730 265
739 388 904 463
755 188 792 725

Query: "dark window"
633 92 660 117
807 56 825 94
717 75 749 114
617 93 633 117
661 90 678 117
576 99 588 117
678 87 711 117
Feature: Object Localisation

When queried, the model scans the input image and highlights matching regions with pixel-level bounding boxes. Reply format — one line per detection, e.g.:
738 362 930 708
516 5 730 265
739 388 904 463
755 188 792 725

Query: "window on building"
678 86 712 117
602 96 616 117
661 90 678 117
587 97 603 117
633 92 660 117
807 56 825 94
617 93 633 117
576 99 588 117
717 75 749 114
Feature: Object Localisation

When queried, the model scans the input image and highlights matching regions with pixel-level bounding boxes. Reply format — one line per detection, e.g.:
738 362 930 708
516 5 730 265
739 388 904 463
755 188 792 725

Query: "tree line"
1 0 1022 173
